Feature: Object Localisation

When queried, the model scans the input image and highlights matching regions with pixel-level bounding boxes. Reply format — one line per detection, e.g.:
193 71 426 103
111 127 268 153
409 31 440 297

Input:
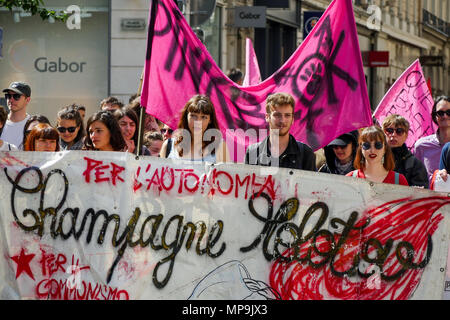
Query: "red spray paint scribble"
269 197 450 300
0 153 30 169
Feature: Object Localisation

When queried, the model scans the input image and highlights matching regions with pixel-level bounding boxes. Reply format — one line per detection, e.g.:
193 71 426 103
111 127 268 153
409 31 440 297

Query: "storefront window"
0 0 109 121
200 6 222 67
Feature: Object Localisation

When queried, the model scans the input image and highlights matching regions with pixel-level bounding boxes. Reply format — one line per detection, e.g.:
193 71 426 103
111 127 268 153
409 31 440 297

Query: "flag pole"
136 68 145 156
136 0 158 157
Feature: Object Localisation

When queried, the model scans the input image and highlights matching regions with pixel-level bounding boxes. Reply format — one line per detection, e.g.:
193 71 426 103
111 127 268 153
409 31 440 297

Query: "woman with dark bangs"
24 123 60 152
84 110 126 151
346 126 408 186
159 94 229 163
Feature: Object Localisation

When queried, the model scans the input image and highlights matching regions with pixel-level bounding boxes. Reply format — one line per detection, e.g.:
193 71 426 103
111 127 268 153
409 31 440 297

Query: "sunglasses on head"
362 141 383 150
161 128 173 134
384 127 405 135
433 110 450 118
57 126 77 133
5 93 22 101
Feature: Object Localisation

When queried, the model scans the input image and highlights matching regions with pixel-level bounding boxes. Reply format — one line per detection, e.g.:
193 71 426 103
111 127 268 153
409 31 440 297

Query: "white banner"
0 151 449 300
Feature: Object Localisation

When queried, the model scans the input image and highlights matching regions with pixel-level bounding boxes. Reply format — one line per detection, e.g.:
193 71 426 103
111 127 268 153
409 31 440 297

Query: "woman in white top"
0 105 18 151
159 94 229 163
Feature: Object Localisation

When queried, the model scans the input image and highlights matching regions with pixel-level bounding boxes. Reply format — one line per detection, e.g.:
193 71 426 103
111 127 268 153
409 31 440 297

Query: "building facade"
0 0 448 121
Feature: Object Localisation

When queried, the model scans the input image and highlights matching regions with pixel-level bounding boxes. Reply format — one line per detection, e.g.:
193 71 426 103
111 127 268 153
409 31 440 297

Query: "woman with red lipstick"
346 126 408 186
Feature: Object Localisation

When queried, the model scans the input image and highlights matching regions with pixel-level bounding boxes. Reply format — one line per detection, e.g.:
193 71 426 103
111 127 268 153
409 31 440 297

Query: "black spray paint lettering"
146 1 358 149
5 166 226 289
241 192 433 281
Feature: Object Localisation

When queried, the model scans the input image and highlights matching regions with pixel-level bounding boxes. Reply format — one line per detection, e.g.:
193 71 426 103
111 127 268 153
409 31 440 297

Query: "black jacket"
245 134 316 171
392 144 429 188
319 131 358 175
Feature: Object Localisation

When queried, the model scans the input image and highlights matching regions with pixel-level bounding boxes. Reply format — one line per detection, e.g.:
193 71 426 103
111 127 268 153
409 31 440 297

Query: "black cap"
3 82 31 97
328 135 353 147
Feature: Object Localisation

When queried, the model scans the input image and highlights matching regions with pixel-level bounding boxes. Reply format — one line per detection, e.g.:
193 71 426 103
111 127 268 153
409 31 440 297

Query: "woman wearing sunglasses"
414 95 450 182
346 126 408 186
382 115 428 188
56 107 85 150
24 123 60 152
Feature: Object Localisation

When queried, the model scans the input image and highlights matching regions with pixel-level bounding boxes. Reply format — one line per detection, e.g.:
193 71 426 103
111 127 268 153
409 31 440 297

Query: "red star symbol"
10 248 35 280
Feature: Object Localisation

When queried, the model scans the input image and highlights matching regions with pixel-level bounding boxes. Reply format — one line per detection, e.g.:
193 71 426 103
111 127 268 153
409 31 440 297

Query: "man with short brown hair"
245 92 316 171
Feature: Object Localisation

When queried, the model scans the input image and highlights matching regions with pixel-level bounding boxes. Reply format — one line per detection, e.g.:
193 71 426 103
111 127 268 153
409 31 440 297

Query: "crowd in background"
1 80 450 191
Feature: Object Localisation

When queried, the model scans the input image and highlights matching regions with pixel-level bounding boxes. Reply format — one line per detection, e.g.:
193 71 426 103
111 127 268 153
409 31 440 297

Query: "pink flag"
373 59 436 150
243 38 261 86
141 0 372 162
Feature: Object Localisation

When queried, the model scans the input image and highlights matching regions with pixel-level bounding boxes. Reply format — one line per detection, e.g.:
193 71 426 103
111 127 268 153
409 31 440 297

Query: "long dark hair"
56 106 85 143
114 106 139 143
175 94 221 156
84 111 126 151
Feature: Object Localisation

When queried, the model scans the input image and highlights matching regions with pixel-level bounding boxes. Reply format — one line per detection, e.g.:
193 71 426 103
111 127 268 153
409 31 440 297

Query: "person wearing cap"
245 92 316 171
1 81 32 149
319 130 358 175
382 114 429 188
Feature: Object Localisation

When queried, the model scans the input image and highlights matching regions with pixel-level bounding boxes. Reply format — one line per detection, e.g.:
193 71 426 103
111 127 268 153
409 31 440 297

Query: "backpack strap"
165 138 172 158
394 172 399 185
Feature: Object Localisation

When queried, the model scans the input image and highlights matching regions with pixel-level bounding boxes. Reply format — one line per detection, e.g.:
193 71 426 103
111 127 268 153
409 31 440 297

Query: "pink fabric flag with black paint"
373 59 436 151
243 38 261 86
141 0 372 162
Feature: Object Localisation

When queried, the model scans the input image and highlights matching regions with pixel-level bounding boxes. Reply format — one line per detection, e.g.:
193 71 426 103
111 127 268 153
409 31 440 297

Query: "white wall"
110 0 150 105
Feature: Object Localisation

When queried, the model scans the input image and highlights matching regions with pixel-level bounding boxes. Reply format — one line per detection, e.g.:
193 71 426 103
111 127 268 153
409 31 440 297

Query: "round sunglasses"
361 141 383 150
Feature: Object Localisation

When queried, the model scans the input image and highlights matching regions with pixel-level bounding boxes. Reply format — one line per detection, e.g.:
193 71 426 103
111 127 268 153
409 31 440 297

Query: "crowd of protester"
1 80 450 190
